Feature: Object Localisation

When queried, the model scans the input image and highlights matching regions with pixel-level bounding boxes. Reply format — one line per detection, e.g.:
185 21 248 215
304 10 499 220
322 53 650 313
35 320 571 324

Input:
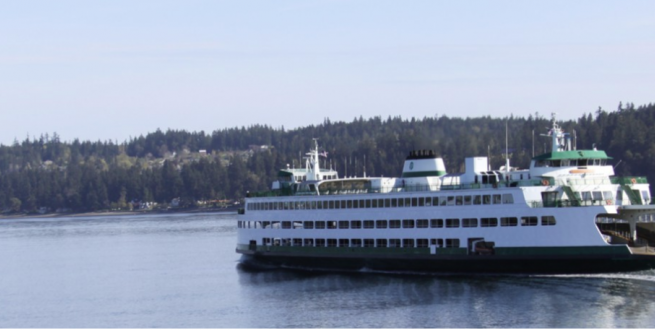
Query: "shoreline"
0 207 238 220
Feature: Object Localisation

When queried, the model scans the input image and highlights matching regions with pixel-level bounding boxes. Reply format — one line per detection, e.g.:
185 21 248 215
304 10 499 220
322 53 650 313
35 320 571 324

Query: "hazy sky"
1 0 654 145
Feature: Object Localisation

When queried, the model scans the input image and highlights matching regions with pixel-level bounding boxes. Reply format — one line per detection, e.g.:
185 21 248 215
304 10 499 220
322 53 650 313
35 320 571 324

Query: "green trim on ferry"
532 150 611 161
237 244 630 256
494 245 630 256
401 170 447 178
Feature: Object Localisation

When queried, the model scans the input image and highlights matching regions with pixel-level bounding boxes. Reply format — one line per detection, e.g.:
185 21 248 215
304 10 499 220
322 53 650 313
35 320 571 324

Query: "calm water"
1 213 655 328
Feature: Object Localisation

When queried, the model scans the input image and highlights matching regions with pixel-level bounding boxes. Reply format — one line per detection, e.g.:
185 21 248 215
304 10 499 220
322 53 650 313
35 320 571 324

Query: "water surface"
1 213 654 328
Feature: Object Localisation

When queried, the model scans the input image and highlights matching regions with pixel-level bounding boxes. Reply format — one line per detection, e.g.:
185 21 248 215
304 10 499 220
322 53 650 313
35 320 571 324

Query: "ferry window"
327 221 337 229
366 199 372 208
456 196 463 205
316 201 322 209
323 201 329 209
542 216 556 226
425 198 432 206
293 238 302 246
237 221 242 228
303 221 314 229
446 218 460 228
521 216 538 226
389 239 401 248
305 201 311 209
385 199 391 207
347 200 353 208
398 198 405 207
327 239 337 247
351 239 362 247
264 238 271 245
432 197 439 206
351 220 362 229
602 191 613 201
500 217 518 226
462 218 478 227
412 198 418 207
446 239 460 248
389 220 401 228
338 221 349 229
642 190 651 203
464 196 472 205
364 220 374 229
352 200 358 209
430 219 444 228
372 199 378 208
440 197 448 206
581 192 592 201
282 239 290 246
282 221 292 229
312 201 318 209
502 194 514 204
481 218 498 227
391 199 397 207
570 159 577 166
378 199 384 208
417 219 429 228
339 239 349 247
340 200 347 209
447 196 455 206
405 198 411 207
360 200 366 208
328 201 334 209
483 195 491 205
418 197 425 207
364 239 374 247
376 239 388 247
417 239 429 248
402 219 415 228
315 221 326 229
304 238 314 246
403 239 414 248
262 221 271 229
376 220 388 229
493 194 502 204
473 195 482 205
431 238 444 248
315 238 325 247
592 191 603 201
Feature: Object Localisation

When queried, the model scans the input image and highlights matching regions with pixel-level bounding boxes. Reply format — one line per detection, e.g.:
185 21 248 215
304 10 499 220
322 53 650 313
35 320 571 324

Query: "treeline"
1 102 654 213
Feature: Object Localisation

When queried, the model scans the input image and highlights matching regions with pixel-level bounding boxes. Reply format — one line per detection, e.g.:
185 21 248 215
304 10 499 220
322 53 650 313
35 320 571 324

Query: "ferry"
236 115 655 274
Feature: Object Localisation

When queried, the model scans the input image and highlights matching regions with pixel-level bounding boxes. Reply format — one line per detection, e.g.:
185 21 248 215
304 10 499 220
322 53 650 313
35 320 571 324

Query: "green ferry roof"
532 150 612 161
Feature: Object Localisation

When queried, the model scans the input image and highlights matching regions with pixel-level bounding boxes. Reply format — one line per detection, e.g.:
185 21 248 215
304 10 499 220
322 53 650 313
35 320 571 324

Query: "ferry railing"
249 179 550 198
529 199 615 208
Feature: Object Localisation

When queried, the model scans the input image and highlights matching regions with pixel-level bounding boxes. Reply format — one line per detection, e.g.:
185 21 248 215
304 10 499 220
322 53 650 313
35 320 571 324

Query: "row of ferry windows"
263 237 461 248
238 216 557 229
247 193 515 211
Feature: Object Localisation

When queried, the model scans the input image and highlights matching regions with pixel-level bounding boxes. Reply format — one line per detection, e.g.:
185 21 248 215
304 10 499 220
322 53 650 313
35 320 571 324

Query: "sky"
1 0 654 145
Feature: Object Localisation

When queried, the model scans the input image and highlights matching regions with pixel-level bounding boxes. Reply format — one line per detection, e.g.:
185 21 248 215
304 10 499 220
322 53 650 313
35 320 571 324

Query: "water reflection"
236 267 655 328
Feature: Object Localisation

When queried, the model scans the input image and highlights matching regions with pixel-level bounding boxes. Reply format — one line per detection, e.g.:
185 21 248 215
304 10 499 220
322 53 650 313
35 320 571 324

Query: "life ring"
606 200 612 205
541 179 549 186
631 178 637 184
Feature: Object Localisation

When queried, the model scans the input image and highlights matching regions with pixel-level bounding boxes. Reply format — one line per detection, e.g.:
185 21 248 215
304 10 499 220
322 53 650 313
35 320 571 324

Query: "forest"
1 102 654 214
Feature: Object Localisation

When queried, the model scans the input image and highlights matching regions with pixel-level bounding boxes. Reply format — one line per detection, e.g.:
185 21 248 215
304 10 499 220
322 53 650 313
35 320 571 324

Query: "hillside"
1 102 654 214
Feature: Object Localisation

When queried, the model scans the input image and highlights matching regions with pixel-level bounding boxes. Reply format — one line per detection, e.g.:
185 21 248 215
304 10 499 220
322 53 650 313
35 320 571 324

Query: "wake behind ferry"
236 115 655 274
